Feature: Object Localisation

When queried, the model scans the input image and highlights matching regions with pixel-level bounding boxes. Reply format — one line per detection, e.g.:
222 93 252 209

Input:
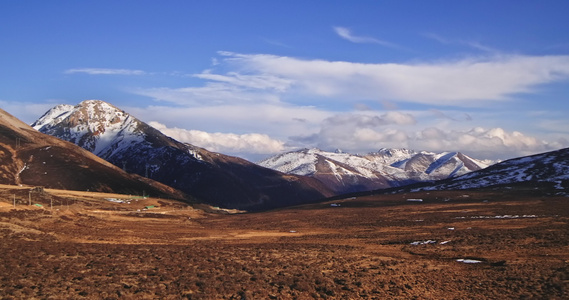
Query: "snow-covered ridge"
259 147 491 193
411 147 569 193
32 104 75 130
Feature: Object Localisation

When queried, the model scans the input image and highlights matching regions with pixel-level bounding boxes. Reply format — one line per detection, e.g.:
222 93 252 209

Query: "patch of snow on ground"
455 215 538 219
105 198 129 204
456 259 482 264
410 240 437 245
18 164 27 175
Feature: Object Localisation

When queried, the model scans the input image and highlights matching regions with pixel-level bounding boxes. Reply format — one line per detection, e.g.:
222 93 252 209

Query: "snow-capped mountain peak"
32 100 146 157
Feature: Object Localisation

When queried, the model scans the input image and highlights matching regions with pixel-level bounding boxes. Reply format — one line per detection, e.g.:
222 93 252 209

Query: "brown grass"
0 185 568 299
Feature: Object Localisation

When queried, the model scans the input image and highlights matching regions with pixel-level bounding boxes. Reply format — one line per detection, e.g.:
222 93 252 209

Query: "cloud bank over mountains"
122 51 569 161
148 110 564 162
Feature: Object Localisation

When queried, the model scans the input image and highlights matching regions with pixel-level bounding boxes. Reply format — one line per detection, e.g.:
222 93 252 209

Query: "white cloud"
290 112 416 152
149 121 287 156
130 52 569 109
445 127 551 159
65 68 146 75
333 26 401 48
215 52 569 106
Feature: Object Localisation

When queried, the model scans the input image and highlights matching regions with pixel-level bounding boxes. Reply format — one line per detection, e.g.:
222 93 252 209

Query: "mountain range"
258 148 490 194
32 100 332 210
27 99 569 210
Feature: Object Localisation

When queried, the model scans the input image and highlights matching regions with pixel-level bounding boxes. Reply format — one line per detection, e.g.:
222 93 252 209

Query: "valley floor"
0 185 568 299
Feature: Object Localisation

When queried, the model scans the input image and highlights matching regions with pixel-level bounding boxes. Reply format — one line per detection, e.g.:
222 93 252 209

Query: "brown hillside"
0 108 186 200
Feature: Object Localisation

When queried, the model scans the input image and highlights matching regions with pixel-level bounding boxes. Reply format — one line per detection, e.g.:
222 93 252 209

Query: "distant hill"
259 148 490 194
33 100 333 210
0 107 186 200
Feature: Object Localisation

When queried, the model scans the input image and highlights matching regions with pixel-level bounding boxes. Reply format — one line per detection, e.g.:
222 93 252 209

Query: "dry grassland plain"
0 185 568 299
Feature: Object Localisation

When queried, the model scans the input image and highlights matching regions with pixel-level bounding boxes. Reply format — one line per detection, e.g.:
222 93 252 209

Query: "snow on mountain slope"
33 100 332 210
419 147 569 192
259 148 491 194
31 104 75 130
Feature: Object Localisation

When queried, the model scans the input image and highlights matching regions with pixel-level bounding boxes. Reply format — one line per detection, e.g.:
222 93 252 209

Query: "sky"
1 1 569 162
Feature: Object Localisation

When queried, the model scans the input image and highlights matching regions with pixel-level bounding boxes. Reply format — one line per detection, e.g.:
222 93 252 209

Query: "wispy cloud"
213 52 569 106
132 82 282 106
262 38 293 49
333 26 401 48
193 71 292 92
423 33 499 53
65 68 146 75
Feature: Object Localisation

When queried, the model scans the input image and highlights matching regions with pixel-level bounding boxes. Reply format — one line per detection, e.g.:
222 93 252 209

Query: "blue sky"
2 1 569 161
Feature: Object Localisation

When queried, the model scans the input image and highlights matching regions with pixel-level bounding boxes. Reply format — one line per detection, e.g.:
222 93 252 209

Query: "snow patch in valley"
406 198 423 202
410 240 437 245
455 215 538 220
456 259 483 264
